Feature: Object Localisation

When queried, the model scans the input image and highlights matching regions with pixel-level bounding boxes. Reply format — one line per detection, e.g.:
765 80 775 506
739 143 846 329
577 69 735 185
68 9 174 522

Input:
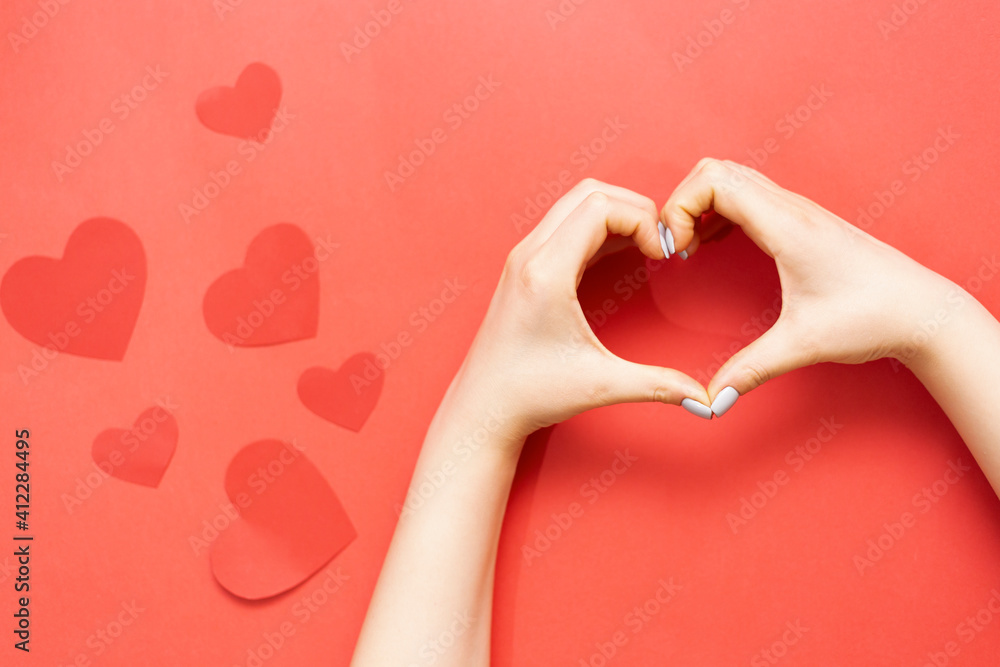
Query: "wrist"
897 281 988 375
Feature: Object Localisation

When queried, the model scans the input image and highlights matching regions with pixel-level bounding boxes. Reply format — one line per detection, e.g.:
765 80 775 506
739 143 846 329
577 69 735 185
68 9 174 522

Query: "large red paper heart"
203 224 319 347
210 440 356 600
298 352 384 432
195 62 282 140
92 405 178 488
0 218 146 361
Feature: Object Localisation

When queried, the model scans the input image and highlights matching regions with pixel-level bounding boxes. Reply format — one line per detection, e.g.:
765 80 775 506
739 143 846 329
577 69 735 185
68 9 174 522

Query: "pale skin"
349 159 1000 665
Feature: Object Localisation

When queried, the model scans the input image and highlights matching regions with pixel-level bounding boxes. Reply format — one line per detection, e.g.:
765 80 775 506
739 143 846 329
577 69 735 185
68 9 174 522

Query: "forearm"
905 284 1000 498
350 380 524 667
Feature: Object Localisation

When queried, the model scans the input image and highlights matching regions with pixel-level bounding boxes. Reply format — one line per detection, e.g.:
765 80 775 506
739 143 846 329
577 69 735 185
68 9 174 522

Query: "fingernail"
657 221 671 258
663 224 676 254
711 386 740 417
678 249 689 260
681 398 712 420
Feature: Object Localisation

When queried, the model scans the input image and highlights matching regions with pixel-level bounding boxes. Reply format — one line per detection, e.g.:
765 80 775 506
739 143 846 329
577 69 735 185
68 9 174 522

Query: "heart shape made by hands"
298 352 384 432
203 223 320 347
0 217 147 361
210 440 356 600
195 62 282 140
92 405 179 488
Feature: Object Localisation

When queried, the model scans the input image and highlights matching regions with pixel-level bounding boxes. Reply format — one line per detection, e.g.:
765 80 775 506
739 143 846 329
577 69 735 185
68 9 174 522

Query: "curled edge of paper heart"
209 440 356 600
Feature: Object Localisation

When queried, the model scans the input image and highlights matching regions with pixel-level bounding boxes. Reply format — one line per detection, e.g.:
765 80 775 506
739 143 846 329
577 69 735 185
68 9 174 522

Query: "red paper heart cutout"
195 62 282 140
0 218 146 361
210 440 356 600
203 224 319 347
298 352 384 432
92 405 178 488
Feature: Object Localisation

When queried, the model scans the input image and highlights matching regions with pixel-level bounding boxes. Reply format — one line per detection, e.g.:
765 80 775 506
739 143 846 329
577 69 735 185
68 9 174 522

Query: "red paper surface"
2 0 1000 665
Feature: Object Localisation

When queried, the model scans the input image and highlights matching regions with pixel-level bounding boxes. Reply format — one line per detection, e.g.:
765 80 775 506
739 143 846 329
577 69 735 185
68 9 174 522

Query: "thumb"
706 321 811 418
596 356 714 419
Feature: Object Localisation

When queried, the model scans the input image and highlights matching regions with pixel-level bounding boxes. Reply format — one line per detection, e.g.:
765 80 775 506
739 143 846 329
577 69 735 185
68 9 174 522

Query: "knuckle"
696 157 724 175
518 255 555 293
582 190 610 210
742 362 771 390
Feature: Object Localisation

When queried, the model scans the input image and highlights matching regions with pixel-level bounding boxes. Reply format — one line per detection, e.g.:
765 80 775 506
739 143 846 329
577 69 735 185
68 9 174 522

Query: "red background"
2 0 1000 665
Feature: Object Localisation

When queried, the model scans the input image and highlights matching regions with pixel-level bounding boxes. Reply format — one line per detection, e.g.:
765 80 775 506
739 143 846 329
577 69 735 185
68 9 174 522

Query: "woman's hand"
447 178 712 444
659 158 961 415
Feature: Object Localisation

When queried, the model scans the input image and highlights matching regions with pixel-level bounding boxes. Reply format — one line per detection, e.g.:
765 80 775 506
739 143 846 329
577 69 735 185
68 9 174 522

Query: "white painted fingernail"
663 225 676 255
678 249 689 260
657 221 671 258
711 386 740 417
681 398 712 419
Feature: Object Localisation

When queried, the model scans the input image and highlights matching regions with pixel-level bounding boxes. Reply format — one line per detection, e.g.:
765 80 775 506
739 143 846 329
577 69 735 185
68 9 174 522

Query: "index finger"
660 159 790 258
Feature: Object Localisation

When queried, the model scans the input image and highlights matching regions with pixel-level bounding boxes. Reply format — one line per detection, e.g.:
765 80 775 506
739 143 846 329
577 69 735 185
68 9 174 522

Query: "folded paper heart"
195 62 282 140
0 217 147 361
298 352 384 432
92 406 178 488
210 440 356 600
203 223 320 347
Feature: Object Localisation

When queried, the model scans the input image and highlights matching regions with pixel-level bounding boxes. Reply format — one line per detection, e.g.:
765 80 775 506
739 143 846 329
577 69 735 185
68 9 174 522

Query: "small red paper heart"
210 440 356 600
195 62 282 140
0 218 146 361
92 406 178 488
203 224 319 347
298 352 384 432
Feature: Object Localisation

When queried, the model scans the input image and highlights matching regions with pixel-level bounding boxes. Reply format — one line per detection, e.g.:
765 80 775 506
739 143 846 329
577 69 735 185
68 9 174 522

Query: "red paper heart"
210 440 356 600
203 224 319 347
92 405 178 488
298 352 384 432
0 218 146 361
195 62 282 140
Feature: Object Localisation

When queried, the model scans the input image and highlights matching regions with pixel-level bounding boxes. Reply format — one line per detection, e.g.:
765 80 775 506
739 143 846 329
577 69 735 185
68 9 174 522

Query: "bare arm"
659 158 1000 496
350 179 711 666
